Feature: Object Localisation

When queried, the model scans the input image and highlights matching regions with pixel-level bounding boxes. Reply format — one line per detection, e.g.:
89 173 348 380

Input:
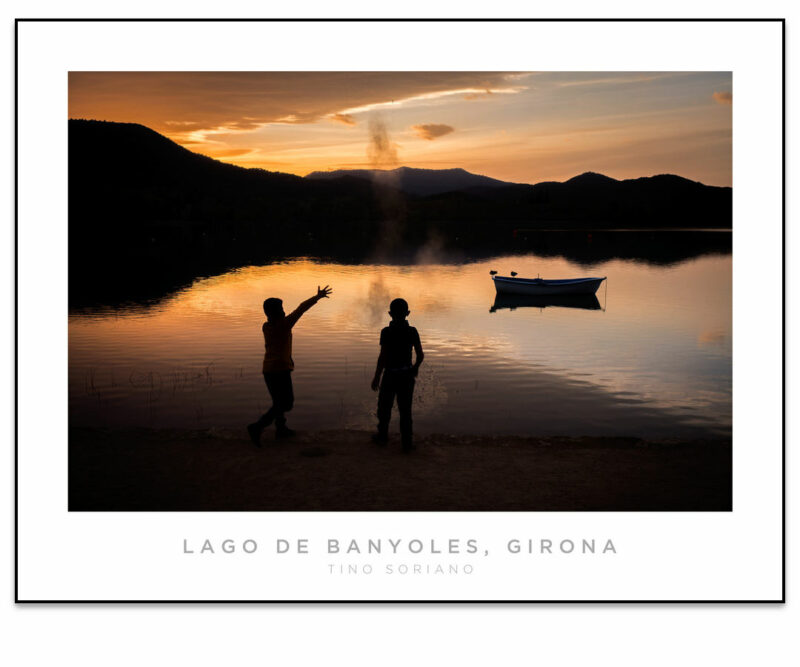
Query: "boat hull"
493 275 606 296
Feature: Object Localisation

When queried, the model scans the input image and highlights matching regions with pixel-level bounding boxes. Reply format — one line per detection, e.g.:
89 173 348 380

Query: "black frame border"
14 17 786 604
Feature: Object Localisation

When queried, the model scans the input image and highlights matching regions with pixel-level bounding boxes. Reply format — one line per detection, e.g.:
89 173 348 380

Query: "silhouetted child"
371 298 424 452
248 285 332 445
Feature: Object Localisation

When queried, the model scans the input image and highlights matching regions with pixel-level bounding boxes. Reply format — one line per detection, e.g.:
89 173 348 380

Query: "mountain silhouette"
68 119 731 305
70 119 731 232
68 118 388 213
306 166 516 196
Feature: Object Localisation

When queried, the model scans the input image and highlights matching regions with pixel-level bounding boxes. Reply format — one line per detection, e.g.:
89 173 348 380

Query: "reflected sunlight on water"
69 253 731 438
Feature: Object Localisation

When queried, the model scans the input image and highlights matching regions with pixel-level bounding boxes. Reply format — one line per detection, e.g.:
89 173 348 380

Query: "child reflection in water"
371 298 425 452
248 285 332 446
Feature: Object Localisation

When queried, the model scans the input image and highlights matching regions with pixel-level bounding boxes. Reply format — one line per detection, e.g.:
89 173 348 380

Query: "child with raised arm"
248 285 332 445
371 298 424 452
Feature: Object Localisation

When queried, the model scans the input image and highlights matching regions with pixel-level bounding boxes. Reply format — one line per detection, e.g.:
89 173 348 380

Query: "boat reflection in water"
490 293 602 313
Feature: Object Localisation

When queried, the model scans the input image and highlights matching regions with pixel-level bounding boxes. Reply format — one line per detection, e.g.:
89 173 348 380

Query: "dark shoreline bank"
69 427 732 512
70 229 731 309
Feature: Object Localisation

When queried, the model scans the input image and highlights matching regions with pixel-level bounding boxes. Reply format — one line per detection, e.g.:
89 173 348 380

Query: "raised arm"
286 285 332 327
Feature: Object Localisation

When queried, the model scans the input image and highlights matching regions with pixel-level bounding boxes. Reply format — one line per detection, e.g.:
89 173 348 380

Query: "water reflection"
69 251 731 438
490 293 602 312
70 230 731 309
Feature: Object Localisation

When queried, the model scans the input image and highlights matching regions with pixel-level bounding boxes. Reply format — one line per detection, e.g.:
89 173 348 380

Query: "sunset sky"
69 71 732 186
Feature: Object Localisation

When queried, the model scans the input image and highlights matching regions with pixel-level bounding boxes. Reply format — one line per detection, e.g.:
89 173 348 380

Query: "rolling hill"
306 166 516 196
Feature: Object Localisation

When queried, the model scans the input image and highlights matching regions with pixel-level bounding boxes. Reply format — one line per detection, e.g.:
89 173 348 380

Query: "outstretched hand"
317 285 332 300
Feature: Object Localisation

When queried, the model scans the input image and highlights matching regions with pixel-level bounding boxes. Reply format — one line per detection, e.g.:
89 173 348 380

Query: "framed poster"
15 18 784 602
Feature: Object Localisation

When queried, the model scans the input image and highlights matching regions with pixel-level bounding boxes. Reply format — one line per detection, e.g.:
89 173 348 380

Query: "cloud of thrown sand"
367 115 399 168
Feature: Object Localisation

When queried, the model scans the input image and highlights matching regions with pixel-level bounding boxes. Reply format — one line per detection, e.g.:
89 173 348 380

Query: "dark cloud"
712 91 732 105
411 123 455 140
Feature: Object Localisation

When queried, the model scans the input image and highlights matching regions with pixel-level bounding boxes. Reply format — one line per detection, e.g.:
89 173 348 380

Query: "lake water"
69 250 731 438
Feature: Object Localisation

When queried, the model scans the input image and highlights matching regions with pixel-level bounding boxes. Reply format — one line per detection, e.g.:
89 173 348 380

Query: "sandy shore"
68 427 731 511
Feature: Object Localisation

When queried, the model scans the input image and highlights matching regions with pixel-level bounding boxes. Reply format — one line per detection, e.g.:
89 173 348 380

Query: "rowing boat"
492 274 606 296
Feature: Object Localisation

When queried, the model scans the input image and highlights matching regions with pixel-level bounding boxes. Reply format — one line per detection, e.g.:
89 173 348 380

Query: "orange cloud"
69 71 522 134
205 148 254 158
464 89 493 100
330 113 357 126
411 123 455 140
712 91 732 105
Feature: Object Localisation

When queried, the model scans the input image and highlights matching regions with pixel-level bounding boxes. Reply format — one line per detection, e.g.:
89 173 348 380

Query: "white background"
16 17 782 602
4 0 797 665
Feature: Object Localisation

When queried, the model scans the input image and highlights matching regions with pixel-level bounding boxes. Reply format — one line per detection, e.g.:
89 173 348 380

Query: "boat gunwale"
492 275 606 286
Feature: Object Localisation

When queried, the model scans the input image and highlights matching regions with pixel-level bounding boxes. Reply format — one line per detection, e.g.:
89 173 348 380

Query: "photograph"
67 70 733 512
